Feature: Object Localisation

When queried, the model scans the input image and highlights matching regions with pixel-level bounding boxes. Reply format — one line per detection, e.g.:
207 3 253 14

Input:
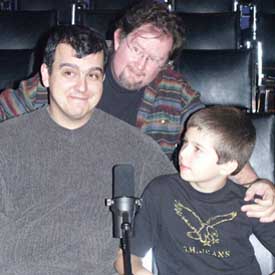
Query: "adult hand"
241 179 275 223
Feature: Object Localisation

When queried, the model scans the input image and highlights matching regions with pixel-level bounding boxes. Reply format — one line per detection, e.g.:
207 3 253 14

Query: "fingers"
260 213 275 223
241 202 270 215
254 196 273 207
241 199 275 222
241 178 275 222
242 180 275 222
244 180 273 201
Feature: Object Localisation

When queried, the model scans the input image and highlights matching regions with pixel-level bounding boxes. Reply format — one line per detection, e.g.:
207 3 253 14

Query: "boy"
114 106 275 275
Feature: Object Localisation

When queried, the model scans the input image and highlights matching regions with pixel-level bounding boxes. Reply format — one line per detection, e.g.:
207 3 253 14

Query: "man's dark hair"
43 25 108 74
186 106 256 175
116 0 185 61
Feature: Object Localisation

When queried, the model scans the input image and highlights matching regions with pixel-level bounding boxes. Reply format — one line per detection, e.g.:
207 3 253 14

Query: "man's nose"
136 55 149 70
76 75 87 92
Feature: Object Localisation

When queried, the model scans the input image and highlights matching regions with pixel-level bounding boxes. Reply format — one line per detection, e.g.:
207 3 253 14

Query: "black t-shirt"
97 62 144 126
131 174 275 275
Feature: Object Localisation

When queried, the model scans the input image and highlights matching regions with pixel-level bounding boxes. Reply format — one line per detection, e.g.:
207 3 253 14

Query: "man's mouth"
69 94 89 101
127 65 145 78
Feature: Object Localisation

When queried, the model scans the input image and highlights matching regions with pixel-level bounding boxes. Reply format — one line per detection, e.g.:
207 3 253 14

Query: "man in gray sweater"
0 25 176 274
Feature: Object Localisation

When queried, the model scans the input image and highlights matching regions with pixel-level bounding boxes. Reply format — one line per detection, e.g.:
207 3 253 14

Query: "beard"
117 65 146 90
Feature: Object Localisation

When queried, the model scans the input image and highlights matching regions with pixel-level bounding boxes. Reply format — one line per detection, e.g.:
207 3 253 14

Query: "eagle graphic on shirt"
174 200 237 247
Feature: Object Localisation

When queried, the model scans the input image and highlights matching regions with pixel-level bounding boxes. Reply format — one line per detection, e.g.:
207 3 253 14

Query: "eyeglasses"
125 36 167 69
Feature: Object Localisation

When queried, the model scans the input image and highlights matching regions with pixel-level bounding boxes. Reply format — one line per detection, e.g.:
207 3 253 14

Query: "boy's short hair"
186 106 256 175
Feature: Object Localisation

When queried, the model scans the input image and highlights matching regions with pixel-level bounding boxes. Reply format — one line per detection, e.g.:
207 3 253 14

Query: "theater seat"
174 49 254 110
256 0 275 14
257 13 275 77
249 113 275 275
77 10 121 40
16 0 72 24
0 10 57 50
177 12 240 50
0 49 34 91
173 0 236 13
90 0 133 10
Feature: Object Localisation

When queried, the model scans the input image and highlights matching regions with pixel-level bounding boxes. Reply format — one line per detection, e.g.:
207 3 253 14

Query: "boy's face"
178 127 233 192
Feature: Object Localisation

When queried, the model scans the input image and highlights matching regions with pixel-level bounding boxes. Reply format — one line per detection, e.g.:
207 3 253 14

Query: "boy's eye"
194 146 200 152
194 146 203 153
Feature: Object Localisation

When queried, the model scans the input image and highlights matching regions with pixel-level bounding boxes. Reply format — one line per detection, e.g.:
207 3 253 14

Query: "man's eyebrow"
89 67 104 74
59 63 78 69
59 63 104 74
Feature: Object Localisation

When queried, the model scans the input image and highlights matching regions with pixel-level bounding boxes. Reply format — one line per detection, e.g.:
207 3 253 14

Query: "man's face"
41 43 105 129
178 127 227 192
112 24 173 90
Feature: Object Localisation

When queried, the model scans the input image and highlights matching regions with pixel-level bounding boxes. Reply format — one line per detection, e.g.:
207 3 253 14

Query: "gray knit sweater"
0 108 175 275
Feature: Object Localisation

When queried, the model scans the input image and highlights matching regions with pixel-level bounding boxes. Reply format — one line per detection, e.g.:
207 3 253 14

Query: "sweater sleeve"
0 73 48 122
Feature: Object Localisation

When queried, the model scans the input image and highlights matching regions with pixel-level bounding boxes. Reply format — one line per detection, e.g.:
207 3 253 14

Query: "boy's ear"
219 160 238 176
40 63 50 88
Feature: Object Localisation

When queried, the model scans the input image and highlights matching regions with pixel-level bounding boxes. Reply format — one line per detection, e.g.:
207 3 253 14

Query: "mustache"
127 64 146 77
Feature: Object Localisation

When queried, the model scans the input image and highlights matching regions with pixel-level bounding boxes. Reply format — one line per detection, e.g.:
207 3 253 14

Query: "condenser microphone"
113 163 135 198
106 164 141 239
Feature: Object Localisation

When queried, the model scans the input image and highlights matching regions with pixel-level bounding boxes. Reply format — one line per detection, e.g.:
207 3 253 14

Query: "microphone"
106 164 141 239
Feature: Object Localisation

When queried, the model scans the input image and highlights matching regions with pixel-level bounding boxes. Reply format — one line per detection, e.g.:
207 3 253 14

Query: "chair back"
257 13 275 77
177 12 240 50
78 10 121 40
90 0 132 10
256 0 275 14
174 49 255 110
0 49 34 91
0 10 57 50
173 0 235 13
16 0 72 24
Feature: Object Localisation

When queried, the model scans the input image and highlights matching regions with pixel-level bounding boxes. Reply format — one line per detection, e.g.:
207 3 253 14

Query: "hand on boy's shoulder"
241 178 275 223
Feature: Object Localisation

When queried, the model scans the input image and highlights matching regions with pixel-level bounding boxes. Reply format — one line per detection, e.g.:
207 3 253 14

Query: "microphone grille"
112 164 135 197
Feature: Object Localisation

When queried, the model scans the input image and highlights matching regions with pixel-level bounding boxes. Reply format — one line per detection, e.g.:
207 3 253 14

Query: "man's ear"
40 63 50 88
113 29 123 51
219 160 238 176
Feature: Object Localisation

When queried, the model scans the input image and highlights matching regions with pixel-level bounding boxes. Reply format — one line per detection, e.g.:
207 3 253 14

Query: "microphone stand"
121 212 133 275
106 197 141 275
